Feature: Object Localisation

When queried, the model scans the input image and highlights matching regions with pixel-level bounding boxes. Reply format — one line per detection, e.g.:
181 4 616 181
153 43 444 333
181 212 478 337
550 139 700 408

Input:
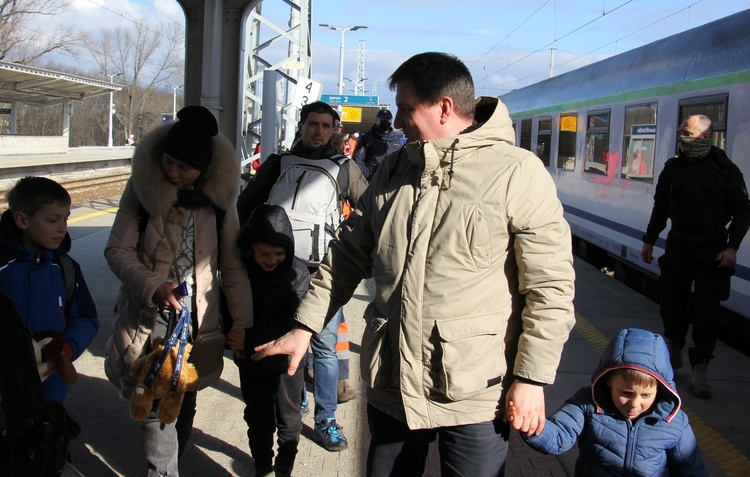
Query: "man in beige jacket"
254 52 576 476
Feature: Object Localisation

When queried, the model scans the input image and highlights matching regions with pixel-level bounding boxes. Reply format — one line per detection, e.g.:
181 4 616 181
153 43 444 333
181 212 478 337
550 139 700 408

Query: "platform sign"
341 107 362 123
321 94 378 106
291 77 323 108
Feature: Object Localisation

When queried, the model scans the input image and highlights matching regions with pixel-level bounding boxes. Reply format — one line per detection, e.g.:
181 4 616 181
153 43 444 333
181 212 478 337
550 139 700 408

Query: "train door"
678 94 728 150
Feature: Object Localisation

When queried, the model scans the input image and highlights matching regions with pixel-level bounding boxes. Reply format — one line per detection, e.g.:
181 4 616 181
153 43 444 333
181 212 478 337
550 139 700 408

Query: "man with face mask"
353 109 403 181
641 114 750 399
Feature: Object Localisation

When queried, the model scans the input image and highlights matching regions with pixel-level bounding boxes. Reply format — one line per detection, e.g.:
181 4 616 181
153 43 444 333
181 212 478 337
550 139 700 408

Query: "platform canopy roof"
0 60 121 106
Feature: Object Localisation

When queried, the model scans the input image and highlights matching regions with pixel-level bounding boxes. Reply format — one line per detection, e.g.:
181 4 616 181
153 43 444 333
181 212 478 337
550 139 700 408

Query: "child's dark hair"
607 368 658 388
6 177 71 215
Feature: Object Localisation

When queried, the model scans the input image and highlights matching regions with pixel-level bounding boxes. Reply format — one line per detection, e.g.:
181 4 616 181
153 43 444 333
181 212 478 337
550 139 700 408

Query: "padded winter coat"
293 97 576 429
526 328 707 476
103 122 253 398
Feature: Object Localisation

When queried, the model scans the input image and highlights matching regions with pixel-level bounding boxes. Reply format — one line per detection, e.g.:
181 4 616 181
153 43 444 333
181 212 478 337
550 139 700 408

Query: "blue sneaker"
314 418 348 451
301 397 310 416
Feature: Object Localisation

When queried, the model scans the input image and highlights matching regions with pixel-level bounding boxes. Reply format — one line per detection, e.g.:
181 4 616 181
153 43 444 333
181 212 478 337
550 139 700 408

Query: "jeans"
366 404 509 477
311 308 343 423
142 391 197 476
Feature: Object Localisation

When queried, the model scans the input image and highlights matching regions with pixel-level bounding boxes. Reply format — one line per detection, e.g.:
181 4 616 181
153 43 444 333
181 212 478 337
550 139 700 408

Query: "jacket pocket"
360 302 390 389
464 204 493 269
435 314 504 401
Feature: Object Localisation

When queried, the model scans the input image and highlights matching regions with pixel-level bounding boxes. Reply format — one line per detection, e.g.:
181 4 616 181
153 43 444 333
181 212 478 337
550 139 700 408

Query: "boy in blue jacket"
510 328 706 476
236 204 309 477
0 177 99 403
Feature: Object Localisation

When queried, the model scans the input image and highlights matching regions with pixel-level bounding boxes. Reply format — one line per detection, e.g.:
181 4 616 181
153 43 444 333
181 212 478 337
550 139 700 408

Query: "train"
499 8 750 324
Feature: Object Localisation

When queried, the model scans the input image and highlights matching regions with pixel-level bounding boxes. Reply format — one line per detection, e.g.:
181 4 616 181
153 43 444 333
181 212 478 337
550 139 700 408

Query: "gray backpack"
267 154 349 266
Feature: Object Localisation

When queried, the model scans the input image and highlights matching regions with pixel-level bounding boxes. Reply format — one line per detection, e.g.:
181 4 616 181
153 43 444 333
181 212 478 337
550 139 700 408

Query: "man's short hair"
6 176 71 216
376 109 393 120
388 52 475 119
299 101 338 125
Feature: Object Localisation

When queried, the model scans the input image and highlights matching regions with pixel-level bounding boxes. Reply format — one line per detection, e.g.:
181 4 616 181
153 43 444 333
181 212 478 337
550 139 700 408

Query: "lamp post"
172 85 183 120
319 24 367 95
105 72 122 149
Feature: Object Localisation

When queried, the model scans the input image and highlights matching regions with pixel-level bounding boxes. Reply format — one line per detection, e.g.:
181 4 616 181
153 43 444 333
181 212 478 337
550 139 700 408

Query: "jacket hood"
404 97 517 177
0 209 72 260
239 204 295 268
592 328 681 422
130 120 240 217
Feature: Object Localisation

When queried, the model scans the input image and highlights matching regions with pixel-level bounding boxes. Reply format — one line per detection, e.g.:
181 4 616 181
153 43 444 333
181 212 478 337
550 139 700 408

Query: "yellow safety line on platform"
69 207 119 224
574 312 750 477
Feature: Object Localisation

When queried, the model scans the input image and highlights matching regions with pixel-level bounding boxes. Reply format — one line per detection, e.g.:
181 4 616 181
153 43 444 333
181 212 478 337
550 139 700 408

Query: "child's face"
14 203 70 251
252 242 286 272
609 374 657 420
162 153 201 189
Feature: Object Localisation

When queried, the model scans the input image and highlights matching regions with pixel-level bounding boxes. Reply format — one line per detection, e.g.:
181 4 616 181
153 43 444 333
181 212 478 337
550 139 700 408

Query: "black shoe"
314 418 348 451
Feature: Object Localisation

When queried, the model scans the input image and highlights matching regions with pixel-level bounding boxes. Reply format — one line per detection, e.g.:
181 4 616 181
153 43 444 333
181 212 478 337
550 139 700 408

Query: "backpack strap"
57 254 76 306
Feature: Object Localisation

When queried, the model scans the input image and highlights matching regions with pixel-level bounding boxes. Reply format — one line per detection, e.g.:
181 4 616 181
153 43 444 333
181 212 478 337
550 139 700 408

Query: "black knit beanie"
164 105 219 170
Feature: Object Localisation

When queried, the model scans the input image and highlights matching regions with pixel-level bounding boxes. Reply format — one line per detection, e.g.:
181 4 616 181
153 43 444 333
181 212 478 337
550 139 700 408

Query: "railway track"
0 169 131 210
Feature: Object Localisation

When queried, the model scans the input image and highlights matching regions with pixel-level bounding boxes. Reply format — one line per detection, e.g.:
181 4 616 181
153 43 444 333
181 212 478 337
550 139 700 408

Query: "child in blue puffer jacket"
510 328 706 476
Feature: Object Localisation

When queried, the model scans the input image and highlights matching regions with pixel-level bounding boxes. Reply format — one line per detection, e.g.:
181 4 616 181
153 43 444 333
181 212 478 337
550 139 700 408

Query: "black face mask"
378 121 392 132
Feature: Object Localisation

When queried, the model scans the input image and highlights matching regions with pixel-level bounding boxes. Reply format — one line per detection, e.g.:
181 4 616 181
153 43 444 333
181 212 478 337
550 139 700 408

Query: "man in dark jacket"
641 114 750 399
353 109 403 181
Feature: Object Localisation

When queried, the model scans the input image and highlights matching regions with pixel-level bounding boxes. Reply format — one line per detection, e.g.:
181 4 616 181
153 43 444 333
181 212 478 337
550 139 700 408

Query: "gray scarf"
680 136 712 161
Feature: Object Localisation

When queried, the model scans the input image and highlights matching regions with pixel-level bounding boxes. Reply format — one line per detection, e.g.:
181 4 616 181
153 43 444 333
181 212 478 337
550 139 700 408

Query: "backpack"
0 293 77 476
267 154 349 266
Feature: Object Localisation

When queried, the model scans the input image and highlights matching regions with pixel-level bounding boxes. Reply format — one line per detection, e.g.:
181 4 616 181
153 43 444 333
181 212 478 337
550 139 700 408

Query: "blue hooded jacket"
525 328 706 476
0 209 100 402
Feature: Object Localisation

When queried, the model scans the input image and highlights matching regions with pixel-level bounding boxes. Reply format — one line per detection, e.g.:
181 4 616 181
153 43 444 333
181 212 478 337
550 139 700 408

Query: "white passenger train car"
500 9 750 319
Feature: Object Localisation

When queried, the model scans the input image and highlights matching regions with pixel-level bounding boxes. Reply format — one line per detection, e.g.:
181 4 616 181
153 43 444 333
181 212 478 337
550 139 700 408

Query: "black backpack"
0 293 78 476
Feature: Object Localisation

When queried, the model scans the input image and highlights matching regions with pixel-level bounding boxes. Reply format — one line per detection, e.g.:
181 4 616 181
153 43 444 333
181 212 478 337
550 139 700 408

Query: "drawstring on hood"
447 138 459 188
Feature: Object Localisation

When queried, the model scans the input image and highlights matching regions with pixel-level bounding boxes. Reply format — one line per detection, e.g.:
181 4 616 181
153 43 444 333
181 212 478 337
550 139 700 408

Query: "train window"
679 94 728 150
584 110 610 176
622 104 657 182
557 113 577 170
537 117 551 167
520 118 532 151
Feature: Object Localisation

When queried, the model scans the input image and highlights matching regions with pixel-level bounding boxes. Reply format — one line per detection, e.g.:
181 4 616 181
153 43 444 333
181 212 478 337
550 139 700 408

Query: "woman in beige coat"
104 106 252 476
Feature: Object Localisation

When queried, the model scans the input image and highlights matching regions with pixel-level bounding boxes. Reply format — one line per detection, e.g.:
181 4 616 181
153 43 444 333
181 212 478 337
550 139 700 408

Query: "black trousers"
366 403 509 477
238 367 304 475
659 236 732 365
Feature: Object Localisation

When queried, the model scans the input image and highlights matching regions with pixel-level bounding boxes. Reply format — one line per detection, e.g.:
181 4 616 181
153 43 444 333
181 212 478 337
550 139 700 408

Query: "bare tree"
0 0 81 64
85 19 184 145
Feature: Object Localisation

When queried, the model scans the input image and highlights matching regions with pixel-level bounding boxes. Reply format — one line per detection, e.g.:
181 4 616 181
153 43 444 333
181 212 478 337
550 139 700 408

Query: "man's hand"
715 247 737 268
641 243 654 264
252 327 312 376
503 379 546 437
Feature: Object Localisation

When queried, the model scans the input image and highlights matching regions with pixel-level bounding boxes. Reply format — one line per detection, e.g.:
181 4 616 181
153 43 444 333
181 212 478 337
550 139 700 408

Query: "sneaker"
665 338 684 370
314 418 349 451
337 379 361 403
301 397 309 417
691 361 711 398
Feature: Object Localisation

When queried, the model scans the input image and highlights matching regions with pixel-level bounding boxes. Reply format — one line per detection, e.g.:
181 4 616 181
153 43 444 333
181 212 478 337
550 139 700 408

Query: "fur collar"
130 121 240 217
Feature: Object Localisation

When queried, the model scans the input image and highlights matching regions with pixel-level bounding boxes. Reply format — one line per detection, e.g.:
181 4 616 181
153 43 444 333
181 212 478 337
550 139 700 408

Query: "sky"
46 0 750 110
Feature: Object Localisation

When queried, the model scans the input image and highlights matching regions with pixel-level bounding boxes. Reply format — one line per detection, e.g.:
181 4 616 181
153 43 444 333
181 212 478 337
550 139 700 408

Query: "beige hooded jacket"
295 97 576 429
103 122 252 398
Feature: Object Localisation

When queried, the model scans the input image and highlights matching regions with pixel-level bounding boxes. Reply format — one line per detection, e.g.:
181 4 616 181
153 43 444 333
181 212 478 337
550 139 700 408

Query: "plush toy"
129 336 199 424
32 329 78 385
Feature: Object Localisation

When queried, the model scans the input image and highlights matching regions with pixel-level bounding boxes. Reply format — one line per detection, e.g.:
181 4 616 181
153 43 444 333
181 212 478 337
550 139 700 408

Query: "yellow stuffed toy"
129 335 199 424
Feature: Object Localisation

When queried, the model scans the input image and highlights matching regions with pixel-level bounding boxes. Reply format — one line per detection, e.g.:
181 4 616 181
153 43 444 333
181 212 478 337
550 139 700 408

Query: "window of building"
557 113 577 170
536 116 551 167
622 104 657 182
520 118 532 151
584 110 610 176
679 94 728 150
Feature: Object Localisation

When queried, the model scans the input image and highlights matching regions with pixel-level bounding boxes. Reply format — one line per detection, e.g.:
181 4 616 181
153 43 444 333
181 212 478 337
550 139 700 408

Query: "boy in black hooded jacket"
236 204 309 477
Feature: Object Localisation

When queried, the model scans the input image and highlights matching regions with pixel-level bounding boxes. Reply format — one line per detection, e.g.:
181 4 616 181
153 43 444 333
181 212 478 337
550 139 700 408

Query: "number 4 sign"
291 77 322 108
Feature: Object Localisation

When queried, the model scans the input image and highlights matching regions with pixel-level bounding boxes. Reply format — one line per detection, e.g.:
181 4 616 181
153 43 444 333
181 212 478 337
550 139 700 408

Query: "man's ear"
13 211 29 230
439 96 455 125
